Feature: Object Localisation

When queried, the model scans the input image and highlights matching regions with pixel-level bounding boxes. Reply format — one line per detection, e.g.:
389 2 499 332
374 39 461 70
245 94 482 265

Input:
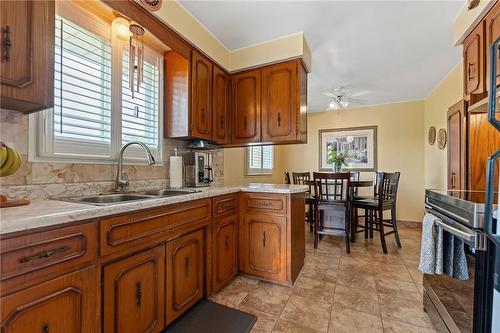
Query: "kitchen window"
29 3 164 164
246 146 274 176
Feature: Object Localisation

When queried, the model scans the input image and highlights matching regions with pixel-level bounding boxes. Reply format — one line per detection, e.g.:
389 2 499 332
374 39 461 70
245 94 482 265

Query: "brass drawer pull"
225 235 229 250
185 256 190 277
19 246 70 263
135 282 142 307
2 25 11 62
259 201 271 207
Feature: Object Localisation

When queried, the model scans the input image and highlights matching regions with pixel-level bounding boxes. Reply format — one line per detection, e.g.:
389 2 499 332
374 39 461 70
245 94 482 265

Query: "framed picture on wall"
319 126 378 171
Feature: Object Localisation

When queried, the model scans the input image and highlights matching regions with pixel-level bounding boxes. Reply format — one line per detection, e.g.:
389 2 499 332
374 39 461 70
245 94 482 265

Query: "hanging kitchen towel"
419 213 444 274
442 231 469 280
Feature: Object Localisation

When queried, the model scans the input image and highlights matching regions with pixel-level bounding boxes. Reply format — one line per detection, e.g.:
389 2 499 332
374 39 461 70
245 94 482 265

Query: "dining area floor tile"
210 223 437 333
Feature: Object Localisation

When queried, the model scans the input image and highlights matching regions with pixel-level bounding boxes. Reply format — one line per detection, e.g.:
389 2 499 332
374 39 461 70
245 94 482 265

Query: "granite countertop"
0 184 308 236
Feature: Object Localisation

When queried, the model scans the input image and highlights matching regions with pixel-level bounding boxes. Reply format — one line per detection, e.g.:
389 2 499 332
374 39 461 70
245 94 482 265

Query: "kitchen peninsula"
0 184 307 331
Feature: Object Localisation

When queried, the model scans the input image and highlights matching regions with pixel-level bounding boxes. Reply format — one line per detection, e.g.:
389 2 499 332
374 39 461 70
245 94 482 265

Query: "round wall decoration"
139 0 162 11
437 128 447 150
428 126 436 145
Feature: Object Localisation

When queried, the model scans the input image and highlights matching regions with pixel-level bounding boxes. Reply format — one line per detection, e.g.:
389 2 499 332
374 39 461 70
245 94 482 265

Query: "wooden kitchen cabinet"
213 214 238 292
166 229 204 324
240 193 305 286
447 100 466 190
261 61 299 142
191 51 213 139
212 65 231 144
463 21 486 102
232 69 262 144
0 0 55 113
103 245 165 333
486 2 500 87
242 212 287 282
0 266 99 333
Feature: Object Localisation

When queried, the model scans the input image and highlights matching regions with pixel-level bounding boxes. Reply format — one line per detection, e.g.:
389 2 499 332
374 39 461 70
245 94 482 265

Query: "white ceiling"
179 0 465 112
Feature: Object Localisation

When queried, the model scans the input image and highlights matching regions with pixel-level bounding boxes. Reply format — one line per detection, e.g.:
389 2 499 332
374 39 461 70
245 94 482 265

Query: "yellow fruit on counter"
0 147 21 177
0 144 7 167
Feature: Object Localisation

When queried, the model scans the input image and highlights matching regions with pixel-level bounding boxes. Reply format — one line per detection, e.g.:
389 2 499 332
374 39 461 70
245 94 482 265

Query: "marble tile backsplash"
0 109 224 199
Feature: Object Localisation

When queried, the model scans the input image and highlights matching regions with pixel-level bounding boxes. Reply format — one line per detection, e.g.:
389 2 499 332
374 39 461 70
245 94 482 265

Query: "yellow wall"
277 101 426 222
423 62 463 190
223 146 285 185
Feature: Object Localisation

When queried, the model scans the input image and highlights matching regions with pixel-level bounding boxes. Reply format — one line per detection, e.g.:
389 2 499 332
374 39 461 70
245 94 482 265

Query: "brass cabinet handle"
451 172 456 189
135 282 142 307
262 231 266 248
2 25 11 62
201 107 205 123
468 62 475 80
223 202 233 210
19 246 70 263
185 256 190 277
277 112 281 127
220 115 224 130
43 324 50 333
259 201 271 207
225 235 229 250
243 116 247 130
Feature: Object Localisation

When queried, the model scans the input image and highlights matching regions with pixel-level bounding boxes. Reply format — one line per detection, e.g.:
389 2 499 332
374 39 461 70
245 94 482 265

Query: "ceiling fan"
322 86 370 110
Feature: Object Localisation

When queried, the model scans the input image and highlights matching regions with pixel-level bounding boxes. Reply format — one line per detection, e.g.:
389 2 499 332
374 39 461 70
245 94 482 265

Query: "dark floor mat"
163 299 257 333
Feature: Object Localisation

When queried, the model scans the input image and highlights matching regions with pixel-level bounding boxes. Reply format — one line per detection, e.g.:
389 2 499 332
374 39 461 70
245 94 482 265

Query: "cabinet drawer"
213 194 238 217
100 199 211 257
243 193 287 214
0 222 97 295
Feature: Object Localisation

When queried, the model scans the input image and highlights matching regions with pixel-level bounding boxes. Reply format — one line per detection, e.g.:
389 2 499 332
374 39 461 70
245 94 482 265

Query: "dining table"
303 178 374 242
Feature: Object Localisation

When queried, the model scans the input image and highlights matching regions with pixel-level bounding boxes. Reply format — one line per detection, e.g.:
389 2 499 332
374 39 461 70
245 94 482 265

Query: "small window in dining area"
246 145 274 176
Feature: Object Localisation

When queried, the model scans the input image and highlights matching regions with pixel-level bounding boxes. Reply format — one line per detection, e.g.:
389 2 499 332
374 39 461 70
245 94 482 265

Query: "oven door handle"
425 206 482 248
434 219 475 244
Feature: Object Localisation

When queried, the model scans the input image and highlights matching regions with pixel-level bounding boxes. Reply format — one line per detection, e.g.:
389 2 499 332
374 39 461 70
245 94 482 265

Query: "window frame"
29 2 164 165
245 145 274 176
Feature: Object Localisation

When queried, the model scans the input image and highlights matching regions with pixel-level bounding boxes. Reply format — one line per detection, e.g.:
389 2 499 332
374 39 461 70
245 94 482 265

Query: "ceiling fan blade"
322 92 336 97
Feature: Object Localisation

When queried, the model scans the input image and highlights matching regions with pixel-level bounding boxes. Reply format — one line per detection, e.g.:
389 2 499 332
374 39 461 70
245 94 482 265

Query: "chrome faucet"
115 141 156 192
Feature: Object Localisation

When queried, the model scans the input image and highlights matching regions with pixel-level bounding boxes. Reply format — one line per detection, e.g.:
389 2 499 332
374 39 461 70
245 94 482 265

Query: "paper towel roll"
169 156 183 188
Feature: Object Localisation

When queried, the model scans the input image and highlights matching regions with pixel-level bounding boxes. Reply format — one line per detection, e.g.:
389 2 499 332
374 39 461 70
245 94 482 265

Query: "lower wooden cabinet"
213 214 238 292
103 245 166 333
166 229 204 324
242 212 287 282
0 266 99 333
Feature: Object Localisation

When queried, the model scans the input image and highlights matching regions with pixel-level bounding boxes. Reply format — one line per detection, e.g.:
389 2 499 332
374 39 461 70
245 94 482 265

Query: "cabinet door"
103 245 165 333
486 3 500 87
463 21 485 98
191 51 212 140
243 213 286 281
213 215 238 292
0 0 54 113
447 100 466 190
212 66 230 144
232 69 261 144
166 229 204 324
261 62 298 142
0 266 98 333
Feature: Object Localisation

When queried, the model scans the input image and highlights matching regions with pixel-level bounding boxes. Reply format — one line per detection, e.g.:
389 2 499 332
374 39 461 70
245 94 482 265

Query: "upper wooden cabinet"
261 61 298 142
447 100 466 190
232 69 262 144
0 0 54 113
486 3 500 87
232 59 307 145
191 51 213 140
463 21 486 100
212 66 231 144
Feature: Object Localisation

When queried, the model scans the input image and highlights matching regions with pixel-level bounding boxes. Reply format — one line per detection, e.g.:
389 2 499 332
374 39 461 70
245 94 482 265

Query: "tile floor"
209 223 437 333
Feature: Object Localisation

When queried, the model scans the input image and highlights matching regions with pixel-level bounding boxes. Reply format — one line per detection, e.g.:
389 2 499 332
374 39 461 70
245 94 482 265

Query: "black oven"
424 190 498 333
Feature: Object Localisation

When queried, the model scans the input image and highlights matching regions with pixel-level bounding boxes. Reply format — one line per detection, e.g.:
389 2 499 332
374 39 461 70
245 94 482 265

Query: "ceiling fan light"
341 99 349 108
329 100 339 109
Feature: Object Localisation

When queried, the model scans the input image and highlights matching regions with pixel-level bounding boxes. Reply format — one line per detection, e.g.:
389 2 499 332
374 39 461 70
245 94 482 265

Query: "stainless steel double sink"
57 189 201 206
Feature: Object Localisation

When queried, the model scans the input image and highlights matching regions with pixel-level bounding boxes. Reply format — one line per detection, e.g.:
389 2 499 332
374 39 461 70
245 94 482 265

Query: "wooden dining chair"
352 172 401 253
313 172 351 253
284 171 291 184
292 172 314 231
